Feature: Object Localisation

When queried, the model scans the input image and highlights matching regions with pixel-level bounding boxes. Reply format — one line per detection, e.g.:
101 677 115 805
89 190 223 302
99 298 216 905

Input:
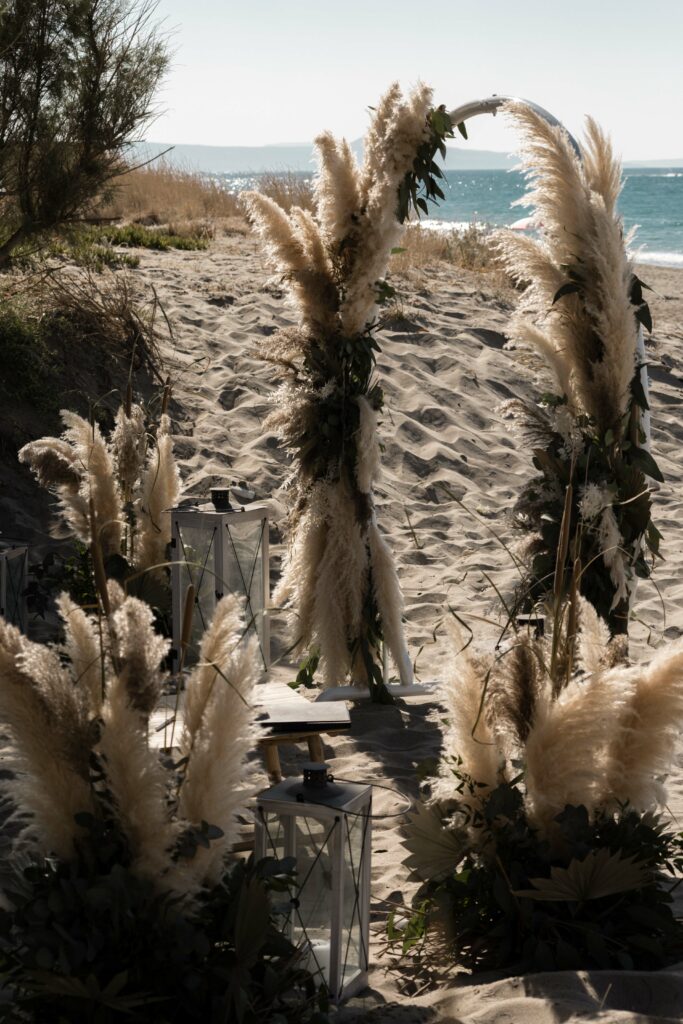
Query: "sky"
150 0 683 161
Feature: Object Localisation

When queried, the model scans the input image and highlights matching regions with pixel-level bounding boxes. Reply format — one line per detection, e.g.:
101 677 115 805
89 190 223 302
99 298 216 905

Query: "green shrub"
85 224 209 252
0 0 168 267
0 820 328 1024
393 780 683 973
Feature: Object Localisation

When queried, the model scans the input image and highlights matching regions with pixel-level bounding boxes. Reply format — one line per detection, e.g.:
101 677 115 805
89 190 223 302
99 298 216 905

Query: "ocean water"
222 168 683 269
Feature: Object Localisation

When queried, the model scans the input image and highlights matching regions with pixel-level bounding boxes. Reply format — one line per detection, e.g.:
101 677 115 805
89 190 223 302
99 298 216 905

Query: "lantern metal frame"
254 776 372 1003
0 542 28 632
170 502 270 674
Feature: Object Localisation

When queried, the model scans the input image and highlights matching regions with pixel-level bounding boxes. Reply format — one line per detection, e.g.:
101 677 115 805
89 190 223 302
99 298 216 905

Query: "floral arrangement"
395 598 683 971
0 560 324 1020
19 387 180 580
496 103 661 635
243 85 455 697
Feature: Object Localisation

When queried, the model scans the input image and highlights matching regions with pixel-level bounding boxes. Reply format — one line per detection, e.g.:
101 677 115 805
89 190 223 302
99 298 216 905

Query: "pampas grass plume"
436 623 502 803
607 640 683 810
524 664 634 831
179 596 258 884
137 413 180 571
0 619 94 859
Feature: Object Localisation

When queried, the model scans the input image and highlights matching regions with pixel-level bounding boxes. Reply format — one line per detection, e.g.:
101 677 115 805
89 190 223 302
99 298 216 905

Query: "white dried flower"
598 506 630 610
111 403 147 496
550 406 584 460
579 483 611 522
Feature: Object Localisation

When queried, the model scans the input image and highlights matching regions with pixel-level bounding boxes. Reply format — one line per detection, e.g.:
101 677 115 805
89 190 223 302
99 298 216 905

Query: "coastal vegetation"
0 0 168 266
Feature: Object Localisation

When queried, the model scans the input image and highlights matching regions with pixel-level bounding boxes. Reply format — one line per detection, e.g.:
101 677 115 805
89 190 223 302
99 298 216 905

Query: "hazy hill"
131 140 516 174
131 140 683 176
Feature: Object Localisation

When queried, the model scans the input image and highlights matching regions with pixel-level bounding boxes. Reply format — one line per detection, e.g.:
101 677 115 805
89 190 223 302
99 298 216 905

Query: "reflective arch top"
447 95 581 158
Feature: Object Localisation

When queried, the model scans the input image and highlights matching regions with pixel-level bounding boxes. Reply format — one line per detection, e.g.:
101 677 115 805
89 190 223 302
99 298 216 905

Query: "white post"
261 514 271 671
636 325 652 452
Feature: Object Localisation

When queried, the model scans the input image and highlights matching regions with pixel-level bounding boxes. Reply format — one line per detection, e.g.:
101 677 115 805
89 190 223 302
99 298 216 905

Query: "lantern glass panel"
259 809 288 863
222 517 265 658
176 521 218 665
291 815 336 979
6 553 26 630
339 811 368 988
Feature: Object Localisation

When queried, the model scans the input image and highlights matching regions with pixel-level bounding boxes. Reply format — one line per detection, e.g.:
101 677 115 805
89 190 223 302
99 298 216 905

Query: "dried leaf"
401 800 466 882
514 848 648 902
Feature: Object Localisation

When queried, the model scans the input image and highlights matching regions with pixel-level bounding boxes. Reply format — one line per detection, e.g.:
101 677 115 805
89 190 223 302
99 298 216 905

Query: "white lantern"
254 763 372 1003
170 491 269 673
0 542 28 632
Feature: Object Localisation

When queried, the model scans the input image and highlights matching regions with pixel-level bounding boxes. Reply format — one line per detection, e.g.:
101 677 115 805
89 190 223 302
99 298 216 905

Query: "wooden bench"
148 680 351 783
254 681 351 781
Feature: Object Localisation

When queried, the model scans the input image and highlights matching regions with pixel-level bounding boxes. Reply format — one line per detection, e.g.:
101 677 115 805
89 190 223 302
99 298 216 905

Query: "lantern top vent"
259 767 371 814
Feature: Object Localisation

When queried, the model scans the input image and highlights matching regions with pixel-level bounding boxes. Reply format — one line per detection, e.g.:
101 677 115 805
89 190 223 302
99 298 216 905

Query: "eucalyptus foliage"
0 830 328 1024
393 777 683 973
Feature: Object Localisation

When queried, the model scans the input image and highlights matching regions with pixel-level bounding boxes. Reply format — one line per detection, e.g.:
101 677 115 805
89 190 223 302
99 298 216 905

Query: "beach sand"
8 230 683 1022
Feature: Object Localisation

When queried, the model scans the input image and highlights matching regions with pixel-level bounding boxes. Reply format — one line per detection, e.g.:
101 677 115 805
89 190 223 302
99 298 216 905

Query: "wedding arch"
448 93 650 438
245 87 658 701
451 95 656 633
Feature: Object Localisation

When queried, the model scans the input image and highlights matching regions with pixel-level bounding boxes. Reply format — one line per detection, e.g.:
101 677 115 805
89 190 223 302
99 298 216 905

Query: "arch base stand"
315 683 435 702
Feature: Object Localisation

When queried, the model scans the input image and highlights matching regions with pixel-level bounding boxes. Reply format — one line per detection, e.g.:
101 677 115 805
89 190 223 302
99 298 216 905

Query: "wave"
417 215 537 234
625 171 683 179
417 219 482 233
629 250 683 267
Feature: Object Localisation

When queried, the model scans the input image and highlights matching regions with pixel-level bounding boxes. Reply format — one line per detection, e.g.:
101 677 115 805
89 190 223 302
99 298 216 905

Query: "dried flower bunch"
396 597 683 971
496 102 662 634
243 86 454 696
0 577 325 1021
19 387 180 575
0 583 256 896
436 600 683 827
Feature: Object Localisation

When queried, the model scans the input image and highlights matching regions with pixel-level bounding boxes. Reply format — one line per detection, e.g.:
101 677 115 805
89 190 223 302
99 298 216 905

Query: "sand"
8 229 683 1021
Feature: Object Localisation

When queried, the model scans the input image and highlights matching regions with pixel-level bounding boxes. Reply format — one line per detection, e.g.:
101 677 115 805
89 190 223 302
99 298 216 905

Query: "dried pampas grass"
244 84 436 690
0 619 95 858
19 397 180 574
437 598 683 837
437 622 503 805
607 640 683 809
179 596 258 885
497 102 637 433
0 582 259 898
523 667 633 830
496 103 659 632
137 413 181 571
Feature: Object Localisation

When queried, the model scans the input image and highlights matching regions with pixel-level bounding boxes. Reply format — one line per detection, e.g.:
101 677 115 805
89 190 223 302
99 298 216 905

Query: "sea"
222 168 683 269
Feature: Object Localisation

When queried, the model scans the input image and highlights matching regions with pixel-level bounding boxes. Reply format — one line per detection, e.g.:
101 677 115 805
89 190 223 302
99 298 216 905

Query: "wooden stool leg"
307 734 325 763
263 742 282 783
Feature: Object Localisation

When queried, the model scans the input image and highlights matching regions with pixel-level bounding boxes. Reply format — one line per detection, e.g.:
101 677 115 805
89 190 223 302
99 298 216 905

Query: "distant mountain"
131 140 683 176
131 140 517 174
